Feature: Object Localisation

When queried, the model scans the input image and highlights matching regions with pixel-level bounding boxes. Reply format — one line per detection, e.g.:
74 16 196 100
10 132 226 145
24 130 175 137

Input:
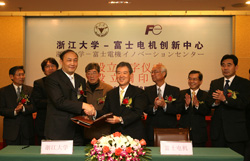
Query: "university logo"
94 22 109 37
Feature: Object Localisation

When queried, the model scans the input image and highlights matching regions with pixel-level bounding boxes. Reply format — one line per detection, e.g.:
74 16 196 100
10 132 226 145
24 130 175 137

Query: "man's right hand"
15 103 23 114
184 93 191 106
82 103 96 116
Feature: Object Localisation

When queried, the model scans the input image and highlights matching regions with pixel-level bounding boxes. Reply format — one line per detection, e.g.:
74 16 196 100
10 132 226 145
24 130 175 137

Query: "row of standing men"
0 50 249 160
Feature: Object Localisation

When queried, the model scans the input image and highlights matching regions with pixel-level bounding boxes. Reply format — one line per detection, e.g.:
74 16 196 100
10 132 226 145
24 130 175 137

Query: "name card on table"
41 140 73 155
160 141 193 155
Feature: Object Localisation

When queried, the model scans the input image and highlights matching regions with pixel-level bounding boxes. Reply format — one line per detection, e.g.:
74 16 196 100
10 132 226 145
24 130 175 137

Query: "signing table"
0 146 243 161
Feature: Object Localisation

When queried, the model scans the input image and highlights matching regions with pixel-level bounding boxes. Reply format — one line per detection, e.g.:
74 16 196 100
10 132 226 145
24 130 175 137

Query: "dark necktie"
158 88 162 99
223 80 230 96
17 86 21 100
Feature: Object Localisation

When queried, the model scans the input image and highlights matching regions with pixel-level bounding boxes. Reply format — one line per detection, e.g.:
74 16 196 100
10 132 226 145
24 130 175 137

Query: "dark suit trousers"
244 140 250 161
72 127 84 146
5 127 33 145
212 126 246 156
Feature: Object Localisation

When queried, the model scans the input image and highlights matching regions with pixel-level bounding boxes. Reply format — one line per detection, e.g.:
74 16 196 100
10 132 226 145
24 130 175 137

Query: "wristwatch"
223 99 228 104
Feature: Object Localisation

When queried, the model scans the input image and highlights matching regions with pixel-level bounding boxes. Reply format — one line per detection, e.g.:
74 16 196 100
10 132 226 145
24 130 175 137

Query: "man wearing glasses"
144 63 181 146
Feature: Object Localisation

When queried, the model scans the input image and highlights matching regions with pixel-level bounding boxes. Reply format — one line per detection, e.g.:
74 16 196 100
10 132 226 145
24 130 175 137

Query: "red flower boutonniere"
164 95 176 103
77 84 87 99
122 97 132 108
17 93 30 105
227 89 239 99
97 96 106 104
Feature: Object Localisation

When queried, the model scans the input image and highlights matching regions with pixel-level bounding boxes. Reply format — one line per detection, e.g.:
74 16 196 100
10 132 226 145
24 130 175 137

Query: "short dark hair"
41 57 59 72
9 66 25 75
188 70 203 81
116 62 133 74
59 49 78 60
220 54 238 66
85 63 100 73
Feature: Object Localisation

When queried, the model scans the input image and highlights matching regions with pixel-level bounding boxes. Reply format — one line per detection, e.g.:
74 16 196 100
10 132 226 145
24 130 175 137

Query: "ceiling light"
108 1 130 4
0 1 5 6
246 1 250 4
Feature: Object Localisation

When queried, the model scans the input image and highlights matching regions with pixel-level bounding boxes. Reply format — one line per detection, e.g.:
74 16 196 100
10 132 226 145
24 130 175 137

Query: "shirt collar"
119 84 129 93
13 83 22 91
62 70 75 80
157 83 166 91
190 88 199 95
224 75 235 85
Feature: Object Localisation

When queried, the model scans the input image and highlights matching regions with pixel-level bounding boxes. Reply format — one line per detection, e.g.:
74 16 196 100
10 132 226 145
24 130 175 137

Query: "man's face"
188 73 202 90
221 59 238 79
44 61 58 76
116 66 131 89
60 51 78 75
86 69 100 84
10 69 25 86
151 66 166 83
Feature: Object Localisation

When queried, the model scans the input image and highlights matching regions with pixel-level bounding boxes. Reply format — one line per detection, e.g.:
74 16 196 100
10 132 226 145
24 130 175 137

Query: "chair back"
154 128 190 147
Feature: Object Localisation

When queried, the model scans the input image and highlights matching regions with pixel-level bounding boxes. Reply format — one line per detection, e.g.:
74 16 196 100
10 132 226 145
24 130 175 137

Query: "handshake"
82 103 96 116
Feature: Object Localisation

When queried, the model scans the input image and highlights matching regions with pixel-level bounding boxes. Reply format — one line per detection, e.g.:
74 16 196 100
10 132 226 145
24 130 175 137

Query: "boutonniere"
122 97 132 108
17 93 30 105
77 84 87 99
199 101 204 104
227 89 239 99
97 96 106 104
164 95 176 103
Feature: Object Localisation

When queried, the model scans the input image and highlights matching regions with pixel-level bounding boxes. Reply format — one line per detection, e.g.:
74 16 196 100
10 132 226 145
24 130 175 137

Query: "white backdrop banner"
25 17 232 90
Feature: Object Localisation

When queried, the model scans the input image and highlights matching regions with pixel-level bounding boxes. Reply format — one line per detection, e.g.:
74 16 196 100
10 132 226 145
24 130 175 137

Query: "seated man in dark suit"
44 50 95 146
31 57 58 144
207 54 250 156
179 70 209 147
0 66 34 145
144 63 181 146
94 62 147 140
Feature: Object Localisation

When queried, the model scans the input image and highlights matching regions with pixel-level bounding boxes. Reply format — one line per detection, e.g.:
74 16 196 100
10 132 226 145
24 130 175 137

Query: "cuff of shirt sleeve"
119 117 124 124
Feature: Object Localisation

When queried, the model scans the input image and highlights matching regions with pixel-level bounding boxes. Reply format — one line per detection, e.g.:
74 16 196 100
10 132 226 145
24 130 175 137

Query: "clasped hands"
184 93 199 107
82 103 121 124
82 103 96 116
15 102 24 114
154 97 166 110
212 89 226 105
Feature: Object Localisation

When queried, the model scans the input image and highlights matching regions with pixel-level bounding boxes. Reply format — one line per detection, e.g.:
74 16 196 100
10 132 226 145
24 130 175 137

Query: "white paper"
160 141 193 155
41 140 73 155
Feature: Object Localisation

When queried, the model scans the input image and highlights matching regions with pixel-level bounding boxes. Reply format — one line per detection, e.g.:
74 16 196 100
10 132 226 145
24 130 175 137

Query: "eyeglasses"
87 72 98 76
150 70 161 74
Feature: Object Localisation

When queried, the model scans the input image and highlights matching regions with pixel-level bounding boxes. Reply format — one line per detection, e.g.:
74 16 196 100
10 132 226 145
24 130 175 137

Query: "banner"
25 17 232 90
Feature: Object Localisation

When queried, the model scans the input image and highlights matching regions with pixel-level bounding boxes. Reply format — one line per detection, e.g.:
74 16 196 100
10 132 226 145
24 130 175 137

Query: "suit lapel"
59 69 76 92
74 75 81 92
218 77 224 90
228 76 239 91
9 84 18 101
163 83 169 98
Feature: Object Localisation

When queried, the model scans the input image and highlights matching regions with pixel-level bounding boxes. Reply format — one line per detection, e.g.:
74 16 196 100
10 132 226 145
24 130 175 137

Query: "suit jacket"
31 77 47 137
207 76 250 142
144 83 180 145
44 69 86 140
97 84 147 140
179 89 209 143
0 84 34 141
